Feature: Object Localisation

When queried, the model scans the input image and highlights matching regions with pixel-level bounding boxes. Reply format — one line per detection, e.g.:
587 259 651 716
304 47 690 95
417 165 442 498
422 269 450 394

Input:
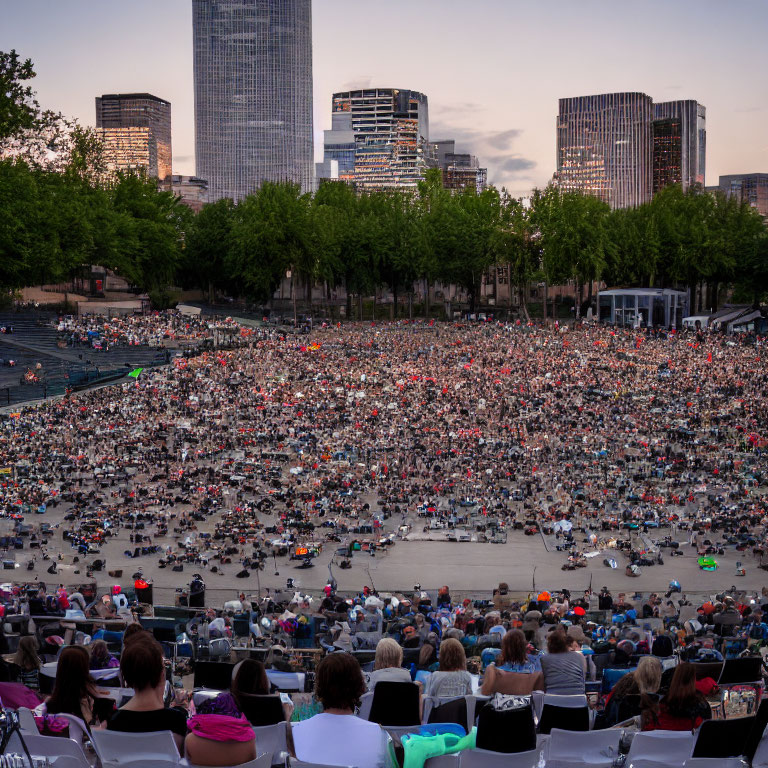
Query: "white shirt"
292 713 389 768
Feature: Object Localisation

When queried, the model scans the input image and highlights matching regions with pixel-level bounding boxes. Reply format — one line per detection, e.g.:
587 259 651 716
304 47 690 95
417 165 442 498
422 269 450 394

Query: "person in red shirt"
642 663 712 731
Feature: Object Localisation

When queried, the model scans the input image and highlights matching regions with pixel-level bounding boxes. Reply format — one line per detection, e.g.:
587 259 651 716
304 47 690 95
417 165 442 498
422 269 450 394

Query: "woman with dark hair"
46 646 101 725
416 643 438 673
292 653 388 768
108 636 188 749
13 635 42 690
481 630 544 696
540 629 586 695
642 662 712 731
198 659 292 721
89 640 119 671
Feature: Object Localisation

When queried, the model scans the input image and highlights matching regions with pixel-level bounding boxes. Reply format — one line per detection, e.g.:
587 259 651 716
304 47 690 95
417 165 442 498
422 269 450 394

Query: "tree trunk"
345 281 352 320
358 293 363 322
543 281 548 323
575 280 582 319
520 282 530 322
392 283 398 321
425 280 431 319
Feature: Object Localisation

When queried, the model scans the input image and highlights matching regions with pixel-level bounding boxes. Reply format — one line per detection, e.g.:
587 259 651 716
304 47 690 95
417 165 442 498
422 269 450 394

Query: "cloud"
486 128 522 150
340 76 373 90
487 154 537 174
431 102 483 115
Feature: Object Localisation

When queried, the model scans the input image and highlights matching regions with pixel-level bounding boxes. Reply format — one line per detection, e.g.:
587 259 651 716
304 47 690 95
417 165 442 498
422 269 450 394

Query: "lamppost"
286 269 297 328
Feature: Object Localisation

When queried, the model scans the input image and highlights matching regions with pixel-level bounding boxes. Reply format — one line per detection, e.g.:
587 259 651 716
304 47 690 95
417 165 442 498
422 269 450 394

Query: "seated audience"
367 637 411 691
293 653 388 768
642 662 712 731
108 636 187 749
14 635 42 691
540 629 586 694
89 639 120 671
424 638 473 698
198 659 291 722
45 645 103 725
603 656 662 727
481 629 544 696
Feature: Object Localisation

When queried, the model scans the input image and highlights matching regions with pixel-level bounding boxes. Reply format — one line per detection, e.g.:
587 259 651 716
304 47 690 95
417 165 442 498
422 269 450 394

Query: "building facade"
318 89 429 190
557 92 654 209
192 0 314 201
95 93 172 179
162 175 210 213
716 173 768 219
652 100 706 192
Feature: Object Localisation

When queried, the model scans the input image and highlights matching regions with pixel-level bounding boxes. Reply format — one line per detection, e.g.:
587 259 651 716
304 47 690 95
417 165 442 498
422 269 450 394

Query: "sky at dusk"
2 0 767 197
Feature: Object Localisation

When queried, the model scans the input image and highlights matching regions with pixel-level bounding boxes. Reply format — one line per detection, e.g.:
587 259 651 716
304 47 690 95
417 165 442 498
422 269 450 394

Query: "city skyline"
1 0 767 198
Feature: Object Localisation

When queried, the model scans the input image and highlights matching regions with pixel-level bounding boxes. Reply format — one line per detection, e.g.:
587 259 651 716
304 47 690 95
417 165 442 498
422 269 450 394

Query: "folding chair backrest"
719 657 763 685
425 696 469 732
368 681 420 726
239 693 285 727
7 732 89 765
547 728 621 765
683 759 750 768
16 705 38 734
91 729 179 765
626 730 695 768
252 720 288 763
475 702 536 753
744 697 768 762
460 747 540 768
691 716 755 758
189 754 272 768
538 703 589 734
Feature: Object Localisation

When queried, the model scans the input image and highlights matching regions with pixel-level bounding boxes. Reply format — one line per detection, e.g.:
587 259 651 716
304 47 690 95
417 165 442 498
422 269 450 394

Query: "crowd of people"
1 577 768 766
0 312 766 764
0 315 766 595
55 311 247 351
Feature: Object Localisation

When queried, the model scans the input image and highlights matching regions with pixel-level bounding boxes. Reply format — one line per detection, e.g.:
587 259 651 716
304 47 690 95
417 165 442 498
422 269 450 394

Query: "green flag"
127 368 144 379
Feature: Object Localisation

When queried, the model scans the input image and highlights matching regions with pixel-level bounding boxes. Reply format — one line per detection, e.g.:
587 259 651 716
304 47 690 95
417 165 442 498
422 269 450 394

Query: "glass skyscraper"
95 93 172 180
319 89 429 190
192 0 314 201
557 92 654 209
653 100 706 192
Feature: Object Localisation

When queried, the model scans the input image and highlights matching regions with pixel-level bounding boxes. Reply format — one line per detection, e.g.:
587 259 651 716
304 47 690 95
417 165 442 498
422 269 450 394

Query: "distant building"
164 175 209 213
442 153 487 193
652 100 706 192
428 139 487 193
716 173 768 219
319 88 429 190
192 0 314 201
95 93 172 180
557 92 654 208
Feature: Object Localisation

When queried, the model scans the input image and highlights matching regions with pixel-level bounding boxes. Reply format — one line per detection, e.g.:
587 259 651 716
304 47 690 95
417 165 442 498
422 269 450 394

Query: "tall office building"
192 0 314 201
95 93 172 180
557 92 654 208
717 173 768 219
318 89 429 190
652 100 706 193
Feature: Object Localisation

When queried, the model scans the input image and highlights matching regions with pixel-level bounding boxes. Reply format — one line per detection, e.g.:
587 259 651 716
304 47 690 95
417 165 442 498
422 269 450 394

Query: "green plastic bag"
402 727 477 768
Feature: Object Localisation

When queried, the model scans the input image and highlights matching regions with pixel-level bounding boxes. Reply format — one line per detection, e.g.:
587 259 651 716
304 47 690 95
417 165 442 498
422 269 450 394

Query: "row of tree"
2 49 767 314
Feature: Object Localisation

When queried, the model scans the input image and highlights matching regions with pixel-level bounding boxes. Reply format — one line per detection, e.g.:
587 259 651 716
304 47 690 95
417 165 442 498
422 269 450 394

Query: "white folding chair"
120 762 178 768
357 691 373 721
533 693 588 720
459 747 541 768
56 712 89 747
291 761 356 768
625 730 695 768
6 732 89 767
187 754 272 768
546 727 621 767
16 706 39 734
252 721 288 765
424 757 460 768
753 730 768 768
91 729 180 766
683 759 747 768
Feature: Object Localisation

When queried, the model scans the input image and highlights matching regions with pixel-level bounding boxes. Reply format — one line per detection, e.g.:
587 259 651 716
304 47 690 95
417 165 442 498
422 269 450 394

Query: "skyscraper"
717 173 768 219
653 100 706 192
318 89 429 190
192 0 314 201
95 93 172 180
556 92 654 208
